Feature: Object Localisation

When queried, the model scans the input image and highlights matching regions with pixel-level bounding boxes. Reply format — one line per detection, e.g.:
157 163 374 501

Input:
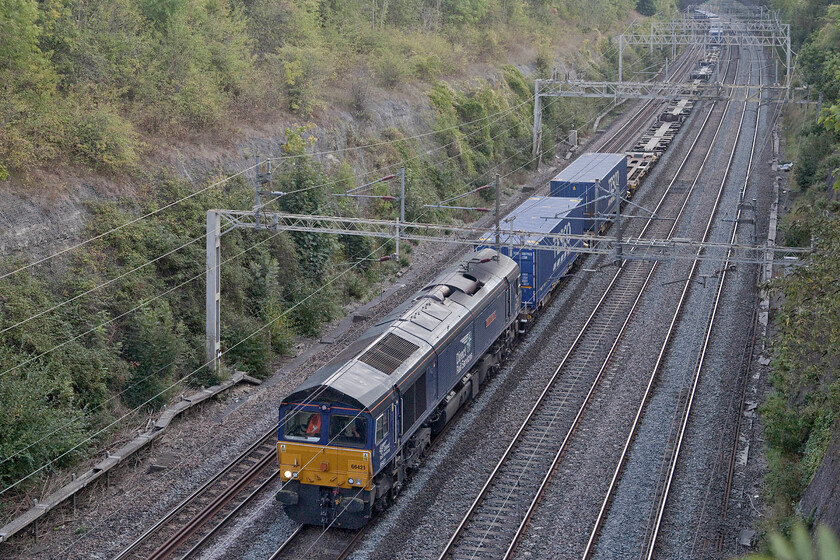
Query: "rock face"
0 88 435 266
799 430 840 535
0 187 96 264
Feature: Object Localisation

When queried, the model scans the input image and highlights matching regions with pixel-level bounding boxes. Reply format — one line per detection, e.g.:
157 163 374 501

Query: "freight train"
273 156 627 529
273 51 718 528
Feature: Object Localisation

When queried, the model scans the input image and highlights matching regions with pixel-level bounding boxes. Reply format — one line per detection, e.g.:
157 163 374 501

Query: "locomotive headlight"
284 470 292 479
348 478 355 485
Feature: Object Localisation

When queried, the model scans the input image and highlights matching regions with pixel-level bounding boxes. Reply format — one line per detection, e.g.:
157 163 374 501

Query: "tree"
744 523 840 560
275 125 337 280
0 0 61 172
637 0 657 17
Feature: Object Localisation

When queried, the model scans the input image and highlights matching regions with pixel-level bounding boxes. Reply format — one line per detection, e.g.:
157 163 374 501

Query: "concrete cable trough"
0 370 261 545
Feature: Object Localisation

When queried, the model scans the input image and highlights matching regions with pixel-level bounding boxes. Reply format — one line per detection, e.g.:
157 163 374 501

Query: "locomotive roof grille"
358 333 420 375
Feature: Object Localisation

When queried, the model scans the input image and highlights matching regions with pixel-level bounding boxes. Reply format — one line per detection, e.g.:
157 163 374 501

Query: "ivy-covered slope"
760 0 840 539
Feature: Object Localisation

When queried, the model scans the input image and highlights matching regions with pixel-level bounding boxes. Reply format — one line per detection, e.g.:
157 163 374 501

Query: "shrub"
271 46 329 114
0 366 89 489
121 302 185 409
795 128 834 190
376 49 412 88
72 107 139 172
222 314 272 378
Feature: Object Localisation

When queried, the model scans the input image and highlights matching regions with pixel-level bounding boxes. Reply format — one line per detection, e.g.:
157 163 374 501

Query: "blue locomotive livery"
274 148 680 529
276 249 520 528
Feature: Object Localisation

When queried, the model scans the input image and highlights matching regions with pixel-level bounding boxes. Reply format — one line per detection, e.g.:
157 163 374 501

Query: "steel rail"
267 525 304 560
437 251 624 560
689 43 777 558
148 450 276 559
710 72 771 556
580 43 751 560
112 426 278 560
439 46 739 560
643 45 766 560
179 470 281 559
267 524 364 560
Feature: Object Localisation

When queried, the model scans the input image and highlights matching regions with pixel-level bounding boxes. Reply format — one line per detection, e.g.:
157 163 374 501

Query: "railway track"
109 44 721 560
438 43 753 560
267 524 364 560
682 40 772 559
595 47 699 154
112 428 279 560
582 44 768 560
584 48 755 559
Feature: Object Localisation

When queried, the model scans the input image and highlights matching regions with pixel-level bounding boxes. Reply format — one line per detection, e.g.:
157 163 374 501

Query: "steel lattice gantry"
530 78 783 163
535 80 782 102
204 208 807 371
617 15 791 85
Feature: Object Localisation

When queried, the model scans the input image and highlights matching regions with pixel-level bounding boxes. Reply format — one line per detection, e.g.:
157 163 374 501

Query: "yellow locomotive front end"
275 405 376 528
276 441 372 490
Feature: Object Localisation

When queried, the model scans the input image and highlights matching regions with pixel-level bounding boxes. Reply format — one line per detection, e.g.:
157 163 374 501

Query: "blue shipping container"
477 196 583 310
549 153 627 233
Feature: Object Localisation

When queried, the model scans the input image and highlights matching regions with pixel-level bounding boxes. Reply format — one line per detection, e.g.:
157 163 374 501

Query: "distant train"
272 48 718 529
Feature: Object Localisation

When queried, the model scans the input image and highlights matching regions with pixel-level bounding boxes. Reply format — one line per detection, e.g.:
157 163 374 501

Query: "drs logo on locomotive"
456 332 474 374
485 311 497 328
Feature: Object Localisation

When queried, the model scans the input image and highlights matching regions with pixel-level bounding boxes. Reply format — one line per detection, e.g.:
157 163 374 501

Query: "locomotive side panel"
275 251 521 529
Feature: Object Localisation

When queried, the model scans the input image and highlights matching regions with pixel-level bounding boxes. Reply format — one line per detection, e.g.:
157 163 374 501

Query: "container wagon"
660 98 694 123
549 153 627 233
477 196 583 327
626 152 658 193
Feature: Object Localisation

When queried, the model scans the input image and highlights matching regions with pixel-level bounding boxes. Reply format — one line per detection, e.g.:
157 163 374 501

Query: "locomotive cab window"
284 411 321 442
375 413 390 443
330 415 368 447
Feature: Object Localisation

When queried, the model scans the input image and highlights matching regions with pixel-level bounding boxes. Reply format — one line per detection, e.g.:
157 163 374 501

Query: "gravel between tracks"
585 45 773 560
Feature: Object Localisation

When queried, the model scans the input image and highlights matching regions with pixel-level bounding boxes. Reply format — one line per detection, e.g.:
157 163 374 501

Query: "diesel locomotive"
275 248 520 528
274 146 689 529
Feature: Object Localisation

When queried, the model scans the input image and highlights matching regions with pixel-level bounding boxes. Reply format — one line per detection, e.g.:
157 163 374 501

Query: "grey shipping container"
549 153 627 233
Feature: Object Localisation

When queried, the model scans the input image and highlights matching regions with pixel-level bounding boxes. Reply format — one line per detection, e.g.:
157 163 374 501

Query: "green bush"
376 48 413 87
744 523 840 560
763 207 840 528
761 393 805 454
795 128 835 190
0 366 90 489
121 303 185 409
271 46 329 114
72 107 139 172
222 315 272 378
